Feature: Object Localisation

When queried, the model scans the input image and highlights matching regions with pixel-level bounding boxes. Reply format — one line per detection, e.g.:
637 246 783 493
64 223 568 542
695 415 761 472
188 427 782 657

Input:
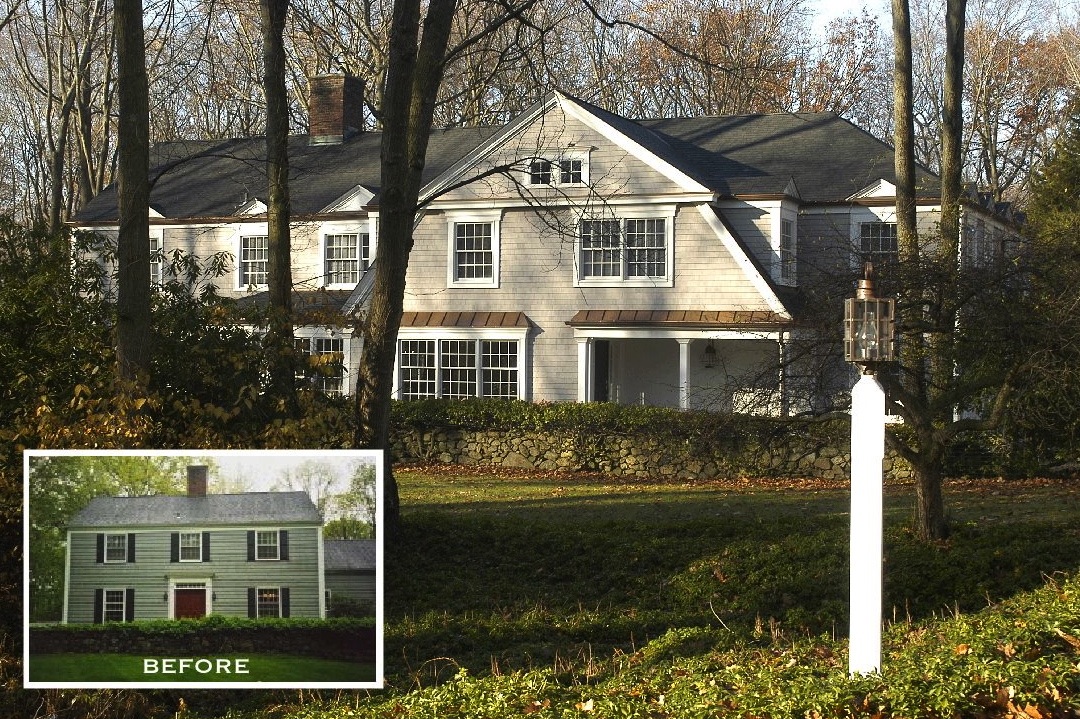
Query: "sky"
809 0 891 34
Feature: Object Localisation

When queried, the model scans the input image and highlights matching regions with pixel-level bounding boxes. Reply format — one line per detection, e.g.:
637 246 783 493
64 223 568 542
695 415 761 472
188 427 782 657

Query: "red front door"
175 588 207 619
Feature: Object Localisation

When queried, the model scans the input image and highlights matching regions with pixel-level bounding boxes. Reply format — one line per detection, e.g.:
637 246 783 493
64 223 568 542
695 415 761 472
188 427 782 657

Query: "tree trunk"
261 0 298 414
114 0 151 384
912 459 949 541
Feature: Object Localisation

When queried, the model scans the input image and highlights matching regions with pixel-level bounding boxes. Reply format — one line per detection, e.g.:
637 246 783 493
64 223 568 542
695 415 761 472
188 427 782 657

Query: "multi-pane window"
529 159 552 185
240 235 269 286
580 218 668 280
453 223 494 281
324 233 370 285
179 532 201 562
150 235 163 285
779 218 796 281
560 158 583 184
256 530 279 560
400 340 437 400
399 338 519 400
860 222 898 264
257 588 280 618
103 589 126 622
625 219 667 277
105 534 127 563
295 336 347 397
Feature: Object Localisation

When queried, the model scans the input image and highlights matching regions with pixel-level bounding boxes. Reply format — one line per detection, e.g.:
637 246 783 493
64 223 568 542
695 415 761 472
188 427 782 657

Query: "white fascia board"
697 205 789 317
235 198 268 216
321 185 375 214
419 94 561 205
571 327 782 341
847 179 897 201
556 92 711 195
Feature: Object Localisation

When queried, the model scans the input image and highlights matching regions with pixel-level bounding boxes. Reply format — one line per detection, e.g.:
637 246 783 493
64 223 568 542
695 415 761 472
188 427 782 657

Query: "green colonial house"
63 466 326 623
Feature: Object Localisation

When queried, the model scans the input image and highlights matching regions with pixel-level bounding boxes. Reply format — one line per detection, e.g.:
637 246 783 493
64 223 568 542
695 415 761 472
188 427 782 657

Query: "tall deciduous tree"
114 0 151 383
261 0 298 413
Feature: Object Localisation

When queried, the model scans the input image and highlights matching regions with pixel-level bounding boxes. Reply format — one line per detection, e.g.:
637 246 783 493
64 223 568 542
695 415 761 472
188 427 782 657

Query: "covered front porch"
568 310 792 414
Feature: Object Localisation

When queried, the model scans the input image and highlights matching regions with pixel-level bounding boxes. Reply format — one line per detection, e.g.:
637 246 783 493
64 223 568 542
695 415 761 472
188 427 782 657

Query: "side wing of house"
397 94 795 412
65 524 324 623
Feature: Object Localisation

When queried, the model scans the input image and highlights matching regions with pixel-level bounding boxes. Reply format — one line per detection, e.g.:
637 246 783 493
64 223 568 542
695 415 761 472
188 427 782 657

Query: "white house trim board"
697 204 790 317
321 185 375 214
168 577 213 619
62 529 72 624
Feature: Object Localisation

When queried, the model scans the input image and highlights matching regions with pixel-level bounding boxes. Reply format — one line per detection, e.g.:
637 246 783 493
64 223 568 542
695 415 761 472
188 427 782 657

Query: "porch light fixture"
700 341 718 369
844 262 896 677
843 263 895 369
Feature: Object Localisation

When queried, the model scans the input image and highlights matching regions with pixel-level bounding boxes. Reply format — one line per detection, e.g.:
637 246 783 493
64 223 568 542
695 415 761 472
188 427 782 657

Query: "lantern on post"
844 262 895 677
844 263 895 369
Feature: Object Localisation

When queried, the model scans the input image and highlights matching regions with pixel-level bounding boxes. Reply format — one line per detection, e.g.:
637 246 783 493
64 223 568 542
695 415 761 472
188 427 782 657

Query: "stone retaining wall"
391 426 915 481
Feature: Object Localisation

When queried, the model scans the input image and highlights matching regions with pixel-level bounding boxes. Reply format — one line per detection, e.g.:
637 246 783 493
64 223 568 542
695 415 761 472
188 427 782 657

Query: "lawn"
28 652 374 683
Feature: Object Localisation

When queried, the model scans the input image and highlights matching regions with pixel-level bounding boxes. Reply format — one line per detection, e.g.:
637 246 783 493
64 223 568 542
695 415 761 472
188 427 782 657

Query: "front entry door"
175 587 207 619
593 340 610 402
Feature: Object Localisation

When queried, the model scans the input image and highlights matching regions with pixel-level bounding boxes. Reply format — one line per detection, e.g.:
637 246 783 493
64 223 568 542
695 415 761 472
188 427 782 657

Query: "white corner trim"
697 205 789 317
556 92 711 194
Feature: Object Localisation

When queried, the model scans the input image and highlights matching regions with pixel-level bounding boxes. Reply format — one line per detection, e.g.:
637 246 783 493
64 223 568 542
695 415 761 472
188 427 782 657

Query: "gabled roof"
324 539 376 572
67 491 322 529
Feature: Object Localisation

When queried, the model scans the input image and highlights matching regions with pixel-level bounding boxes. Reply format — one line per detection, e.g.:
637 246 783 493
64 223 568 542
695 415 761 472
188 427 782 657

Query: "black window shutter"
127 533 136 563
125 588 135 621
247 587 257 618
93 589 103 623
279 530 289 561
202 531 211 562
170 533 179 562
96 534 104 563
247 531 256 561
281 587 290 618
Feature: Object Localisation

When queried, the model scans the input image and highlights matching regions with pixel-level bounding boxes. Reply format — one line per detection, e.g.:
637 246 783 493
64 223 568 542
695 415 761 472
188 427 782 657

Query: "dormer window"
529 160 552 186
525 152 589 187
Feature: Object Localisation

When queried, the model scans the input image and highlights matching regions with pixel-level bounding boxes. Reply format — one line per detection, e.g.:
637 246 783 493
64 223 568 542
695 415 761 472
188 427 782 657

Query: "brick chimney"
187 465 208 498
308 74 364 145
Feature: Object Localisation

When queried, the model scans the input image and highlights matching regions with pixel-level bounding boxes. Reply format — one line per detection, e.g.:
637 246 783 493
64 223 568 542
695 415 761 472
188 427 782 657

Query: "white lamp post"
843 264 895 676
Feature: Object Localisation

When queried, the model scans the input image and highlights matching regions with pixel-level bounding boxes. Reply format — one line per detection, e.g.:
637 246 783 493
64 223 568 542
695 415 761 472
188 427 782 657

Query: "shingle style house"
73 75 1015 412
64 466 326 623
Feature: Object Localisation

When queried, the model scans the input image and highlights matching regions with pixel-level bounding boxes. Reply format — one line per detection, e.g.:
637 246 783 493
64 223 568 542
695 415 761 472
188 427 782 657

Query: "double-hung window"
179 532 201 562
295 333 349 397
324 232 370 286
149 234 163 285
104 533 127 563
447 212 501 287
103 589 126 622
577 210 674 286
256 530 279 560
859 221 898 265
398 338 521 400
239 235 269 287
257 587 280 618
779 218 796 283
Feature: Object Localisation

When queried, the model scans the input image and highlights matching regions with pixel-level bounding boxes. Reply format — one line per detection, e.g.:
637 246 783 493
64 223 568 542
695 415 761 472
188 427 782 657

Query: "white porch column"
677 338 691 410
576 337 592 402
849 372 886 675
778 333 789 417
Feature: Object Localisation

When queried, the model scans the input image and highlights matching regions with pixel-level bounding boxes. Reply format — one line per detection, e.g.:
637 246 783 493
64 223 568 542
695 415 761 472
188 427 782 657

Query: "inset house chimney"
187 465 208 498
308 74 365 145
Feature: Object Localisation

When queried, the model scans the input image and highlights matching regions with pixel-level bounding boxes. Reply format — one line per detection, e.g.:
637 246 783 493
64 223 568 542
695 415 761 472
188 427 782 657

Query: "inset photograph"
24 449 383 689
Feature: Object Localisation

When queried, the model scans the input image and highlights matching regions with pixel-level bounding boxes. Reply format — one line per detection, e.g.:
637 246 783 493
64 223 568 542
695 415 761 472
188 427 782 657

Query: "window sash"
625 218 666 277
150 235 163 285
560 158 583 184
440 339 478 399
860 222 898 262
256 530 279 560
104 534 127 563
454 223 494 280
581 218 667 279
103 589 125 622
400 339 437 400
257 588 280 618
580 220 622 277
529 159 552 185
780 219 795 281
240 235 269 286
324 233 369 285
179 532 201 562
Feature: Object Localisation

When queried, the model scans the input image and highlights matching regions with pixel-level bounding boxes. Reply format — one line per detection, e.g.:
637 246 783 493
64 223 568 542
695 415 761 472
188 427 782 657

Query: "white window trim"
294 326 353 397
149 229 164 286
255 529 280 561
522 149 592 188
849 207 899 270
574 205 675 288
772 202 798 285
446 210 502 288
102 587 127 622
320 222 372 289
178 531 202 563
394 327 529 400
234 222 269 290
103 533 127 563
256 586 282 618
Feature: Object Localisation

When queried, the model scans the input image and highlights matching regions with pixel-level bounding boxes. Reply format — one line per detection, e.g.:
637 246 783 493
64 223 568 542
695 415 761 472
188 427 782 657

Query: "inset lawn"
29 653 374 683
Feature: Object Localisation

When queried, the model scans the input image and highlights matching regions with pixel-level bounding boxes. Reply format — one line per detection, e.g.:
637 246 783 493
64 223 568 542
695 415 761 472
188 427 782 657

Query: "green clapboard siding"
66 526 322 623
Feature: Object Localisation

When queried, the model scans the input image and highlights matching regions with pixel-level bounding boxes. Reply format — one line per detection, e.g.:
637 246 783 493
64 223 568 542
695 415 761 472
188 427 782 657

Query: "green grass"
28 652 374 683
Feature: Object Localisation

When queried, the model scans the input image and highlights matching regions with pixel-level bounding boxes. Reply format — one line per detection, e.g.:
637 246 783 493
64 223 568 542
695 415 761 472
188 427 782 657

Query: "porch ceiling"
566 309 790 329
400 310 531 328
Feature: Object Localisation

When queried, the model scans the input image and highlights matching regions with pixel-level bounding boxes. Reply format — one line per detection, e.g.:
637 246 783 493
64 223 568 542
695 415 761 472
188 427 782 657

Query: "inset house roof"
324 539 376 572
68 491 322 529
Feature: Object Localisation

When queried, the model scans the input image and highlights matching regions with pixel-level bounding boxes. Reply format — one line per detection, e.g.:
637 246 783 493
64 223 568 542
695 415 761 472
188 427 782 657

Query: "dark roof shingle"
68 491 322 528
324 539 376 571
